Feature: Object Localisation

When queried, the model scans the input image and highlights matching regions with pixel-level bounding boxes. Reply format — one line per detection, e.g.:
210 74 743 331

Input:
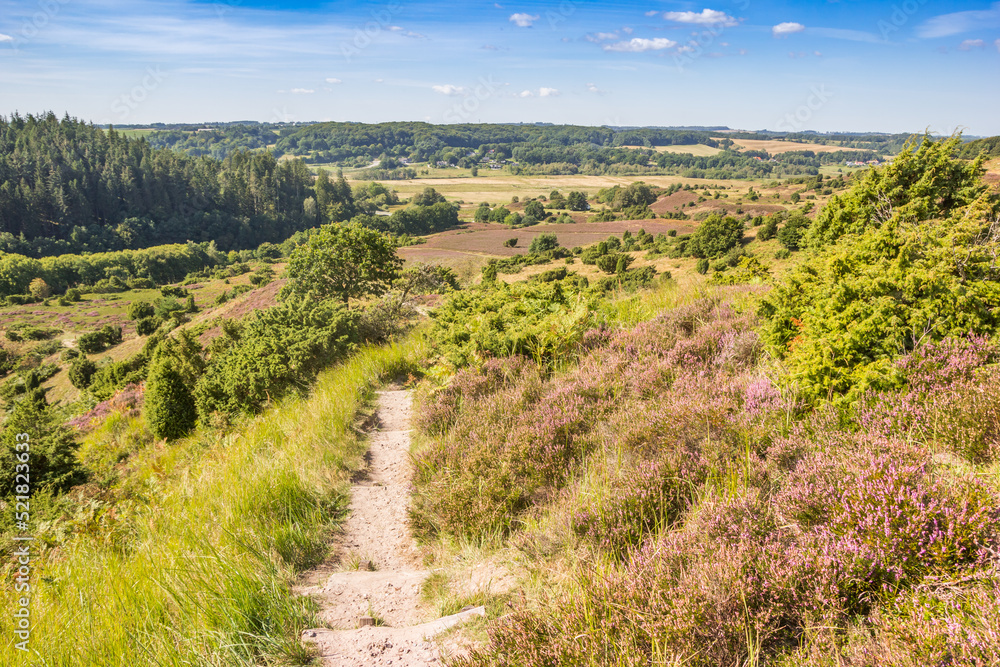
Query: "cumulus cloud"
772 22 805 37
0 33 12 42
325 77 342 84
290 88 314 94
586 82 602 93
539 87 559 97
518 89 534 98
663 9 738 27
432 84 466 96
509 13 540 27
958 38 985 50
604 37 677 52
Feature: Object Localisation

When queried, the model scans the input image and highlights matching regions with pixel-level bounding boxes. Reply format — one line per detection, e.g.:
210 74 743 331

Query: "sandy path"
299 389 483 666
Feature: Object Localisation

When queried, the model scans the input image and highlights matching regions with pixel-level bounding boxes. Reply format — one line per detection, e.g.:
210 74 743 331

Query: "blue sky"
0 0 998 134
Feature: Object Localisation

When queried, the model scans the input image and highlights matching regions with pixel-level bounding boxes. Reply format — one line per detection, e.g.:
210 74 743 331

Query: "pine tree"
0 374 84 496
144 355 197 440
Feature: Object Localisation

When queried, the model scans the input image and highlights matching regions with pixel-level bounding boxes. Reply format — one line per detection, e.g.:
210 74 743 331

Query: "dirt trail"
299 389 483 666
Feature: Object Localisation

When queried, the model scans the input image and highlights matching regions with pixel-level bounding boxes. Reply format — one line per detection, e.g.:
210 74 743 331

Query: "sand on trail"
298 389 484 666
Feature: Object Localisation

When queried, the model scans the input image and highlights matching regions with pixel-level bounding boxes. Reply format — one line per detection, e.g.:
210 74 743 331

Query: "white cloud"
622 27 633 35
917 2 1000 38
958 38 985 50
772 22 805 37
0 33 13 43
518 89 534 98
432 84 466 96
539 87 559 97
374 78 384 83
604 37 676 52
586 31 619 42
509 13 540 27
290 88 314 94
677 45 695 53
644 10 659 17
325 77 342 84
664 9 738 27
586 82 601 93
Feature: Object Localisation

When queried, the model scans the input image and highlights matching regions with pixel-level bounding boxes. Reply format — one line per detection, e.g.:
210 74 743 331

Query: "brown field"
401 220 693 261
650 190 699 214
718 138 864 155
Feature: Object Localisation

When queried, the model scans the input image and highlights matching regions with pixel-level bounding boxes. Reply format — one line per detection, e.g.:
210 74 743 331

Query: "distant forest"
143 120 923 178
0 113 368 258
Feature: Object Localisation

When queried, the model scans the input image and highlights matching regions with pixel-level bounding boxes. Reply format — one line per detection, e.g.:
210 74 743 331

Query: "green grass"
0 334 426 666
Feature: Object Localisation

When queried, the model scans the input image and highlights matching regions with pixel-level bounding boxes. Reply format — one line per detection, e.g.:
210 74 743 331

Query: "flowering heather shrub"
66 383 144 433
466 496 838 667
859 336 1000 463
856 584 1000 666
572 456 701 558
415 356 535 434
413 291 774 541
817 452 998 612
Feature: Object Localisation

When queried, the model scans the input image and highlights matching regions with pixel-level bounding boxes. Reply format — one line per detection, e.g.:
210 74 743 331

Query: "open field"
118 128 156 138
350 173 754 202
621 144 723 157
718 137 866 154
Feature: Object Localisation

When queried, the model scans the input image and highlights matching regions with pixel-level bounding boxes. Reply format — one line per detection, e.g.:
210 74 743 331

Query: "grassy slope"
0 263 279 405
0 334 425 666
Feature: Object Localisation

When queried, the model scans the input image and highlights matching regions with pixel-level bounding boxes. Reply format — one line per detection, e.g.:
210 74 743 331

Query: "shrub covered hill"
409 134 1000 665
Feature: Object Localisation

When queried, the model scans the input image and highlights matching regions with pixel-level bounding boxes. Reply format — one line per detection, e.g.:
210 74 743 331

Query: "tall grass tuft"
0 335 425 666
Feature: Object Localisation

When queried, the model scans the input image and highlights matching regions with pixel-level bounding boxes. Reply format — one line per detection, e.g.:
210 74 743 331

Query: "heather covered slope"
408 136 1000 665
413 289 1000 666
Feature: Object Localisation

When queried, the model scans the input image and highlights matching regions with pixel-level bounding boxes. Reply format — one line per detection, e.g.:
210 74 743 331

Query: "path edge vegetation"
0 333 425 665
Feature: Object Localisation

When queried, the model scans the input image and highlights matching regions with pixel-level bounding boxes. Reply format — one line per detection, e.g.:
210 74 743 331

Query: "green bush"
127 301 155 320
135 317 160 336
68 358 98 390
757 215 779 241
160 285 187 298
777 214 811 251
759 137 1000 404
529 233 559 254
194 297 359 419
687 214 745 258
696 258 709 274
145 356 197 440
0 380 84 496
77 325 123 354
430 280 591 368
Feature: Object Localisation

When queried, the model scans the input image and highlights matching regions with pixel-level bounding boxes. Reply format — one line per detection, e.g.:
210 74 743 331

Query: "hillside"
1 134 998 666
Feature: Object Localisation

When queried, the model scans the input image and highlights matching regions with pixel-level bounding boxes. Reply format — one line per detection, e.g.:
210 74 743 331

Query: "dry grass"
621 144 723 157
719 137 865 155
353 173 752 202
